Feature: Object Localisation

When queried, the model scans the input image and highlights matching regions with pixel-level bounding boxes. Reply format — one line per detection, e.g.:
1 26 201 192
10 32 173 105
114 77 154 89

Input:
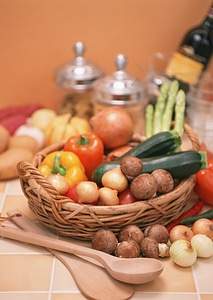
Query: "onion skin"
99 187 119 206
90 107 134 149
46 174 70 195
169 240 197 267
192 218 213 241
170 225 194 243
101 168 128 192
76 181 99 204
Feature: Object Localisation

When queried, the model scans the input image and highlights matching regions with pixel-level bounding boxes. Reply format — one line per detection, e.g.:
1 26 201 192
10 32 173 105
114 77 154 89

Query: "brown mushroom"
120 156 143 179
130 173 157 199
140 237 159 259
115 240 141 258
91 229 118 254
118 225 144 244
151 169 174 194
145 224 170 244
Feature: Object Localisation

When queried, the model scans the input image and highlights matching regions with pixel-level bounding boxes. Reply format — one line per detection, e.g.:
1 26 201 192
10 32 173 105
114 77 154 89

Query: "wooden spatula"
7 209 134 300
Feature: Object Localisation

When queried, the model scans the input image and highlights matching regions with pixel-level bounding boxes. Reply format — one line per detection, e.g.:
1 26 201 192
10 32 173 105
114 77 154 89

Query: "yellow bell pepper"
38 151 87 187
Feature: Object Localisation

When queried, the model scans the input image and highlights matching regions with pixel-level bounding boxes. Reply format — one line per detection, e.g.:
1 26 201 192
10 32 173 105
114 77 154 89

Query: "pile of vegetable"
2 79 213 272
0 104 93 180
36 129 207 205
1 80 211 208
91 218 213 268
0 124 40 180
25 79 208 205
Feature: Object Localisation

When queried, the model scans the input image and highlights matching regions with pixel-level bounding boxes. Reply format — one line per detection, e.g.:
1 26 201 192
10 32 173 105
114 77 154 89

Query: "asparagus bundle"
145 104 154 138
145 80 186 138
153 81 170 135
161 80 179 132
173 89 186 137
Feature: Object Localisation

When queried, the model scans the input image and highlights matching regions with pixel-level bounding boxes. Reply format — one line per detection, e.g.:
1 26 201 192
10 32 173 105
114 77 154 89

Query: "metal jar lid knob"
56 41 103 91
93 54 145 104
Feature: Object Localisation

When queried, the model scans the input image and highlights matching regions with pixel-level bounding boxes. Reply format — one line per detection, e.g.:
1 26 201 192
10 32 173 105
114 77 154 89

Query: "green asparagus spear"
145 104 154 138
174 89 186 137
161 80 179 131
153 81 170 134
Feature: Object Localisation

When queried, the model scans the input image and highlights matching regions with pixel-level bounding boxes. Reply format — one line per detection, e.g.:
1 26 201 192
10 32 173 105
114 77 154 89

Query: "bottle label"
165 52 204 84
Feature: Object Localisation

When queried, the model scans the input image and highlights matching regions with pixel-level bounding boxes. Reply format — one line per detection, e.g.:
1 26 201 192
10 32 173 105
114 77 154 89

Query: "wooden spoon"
7 209 134 300
0 219 164 285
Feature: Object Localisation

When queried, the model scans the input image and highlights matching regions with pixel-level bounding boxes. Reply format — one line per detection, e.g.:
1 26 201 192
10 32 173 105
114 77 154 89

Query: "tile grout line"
191 264 202 300
48 249 57 300
0 182 8 213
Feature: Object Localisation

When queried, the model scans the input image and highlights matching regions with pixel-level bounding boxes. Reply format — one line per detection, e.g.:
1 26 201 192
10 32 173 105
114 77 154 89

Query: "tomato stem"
77 135 90 146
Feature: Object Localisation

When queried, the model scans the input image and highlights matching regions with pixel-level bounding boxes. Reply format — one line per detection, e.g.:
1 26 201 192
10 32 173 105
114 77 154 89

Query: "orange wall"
0 0 212 110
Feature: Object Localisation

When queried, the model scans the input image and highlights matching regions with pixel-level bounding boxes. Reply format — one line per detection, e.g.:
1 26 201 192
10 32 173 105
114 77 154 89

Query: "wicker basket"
17 123 200 240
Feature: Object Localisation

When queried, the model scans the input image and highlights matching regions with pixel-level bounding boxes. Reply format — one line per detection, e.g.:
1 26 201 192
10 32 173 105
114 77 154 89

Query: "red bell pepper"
64 133 104 180
194 159 213 206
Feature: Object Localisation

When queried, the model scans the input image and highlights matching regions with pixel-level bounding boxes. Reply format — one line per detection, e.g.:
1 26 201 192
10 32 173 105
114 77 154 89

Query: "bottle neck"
203 4 213 27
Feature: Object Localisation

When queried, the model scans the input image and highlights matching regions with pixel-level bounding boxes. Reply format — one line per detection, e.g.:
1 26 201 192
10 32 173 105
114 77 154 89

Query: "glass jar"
186 73 213 154
56 41 103 120
92 54 147 135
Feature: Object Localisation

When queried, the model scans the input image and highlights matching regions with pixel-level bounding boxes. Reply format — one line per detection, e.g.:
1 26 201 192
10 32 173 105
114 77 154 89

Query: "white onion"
191 234 213 258
169 239 197 267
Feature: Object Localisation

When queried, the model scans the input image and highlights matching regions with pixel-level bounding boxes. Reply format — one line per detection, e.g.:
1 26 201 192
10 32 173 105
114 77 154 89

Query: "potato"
0 125 10 154
8 135 39 154
0 148 34 180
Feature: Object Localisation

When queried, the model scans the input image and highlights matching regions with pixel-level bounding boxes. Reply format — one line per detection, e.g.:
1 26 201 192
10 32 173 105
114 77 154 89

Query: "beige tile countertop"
0 178 213 300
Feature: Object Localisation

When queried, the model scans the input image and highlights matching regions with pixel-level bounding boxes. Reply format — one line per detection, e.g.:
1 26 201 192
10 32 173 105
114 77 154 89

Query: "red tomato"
119 188 137 205
194 159 213 206
65 184 78 203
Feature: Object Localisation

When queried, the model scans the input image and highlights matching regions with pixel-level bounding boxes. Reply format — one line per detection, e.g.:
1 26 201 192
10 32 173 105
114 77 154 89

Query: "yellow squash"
45 113 92 146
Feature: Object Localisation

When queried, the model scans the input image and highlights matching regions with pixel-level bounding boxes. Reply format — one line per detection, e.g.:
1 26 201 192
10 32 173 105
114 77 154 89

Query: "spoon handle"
7 209 134 300
0 222 109 266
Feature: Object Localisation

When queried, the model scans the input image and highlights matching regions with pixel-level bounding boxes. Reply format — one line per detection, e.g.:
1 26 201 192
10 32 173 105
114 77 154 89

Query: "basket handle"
183 122 200 151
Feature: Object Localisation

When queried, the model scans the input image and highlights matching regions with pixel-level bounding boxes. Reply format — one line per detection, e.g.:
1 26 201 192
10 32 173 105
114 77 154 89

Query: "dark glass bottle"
165 3 213 87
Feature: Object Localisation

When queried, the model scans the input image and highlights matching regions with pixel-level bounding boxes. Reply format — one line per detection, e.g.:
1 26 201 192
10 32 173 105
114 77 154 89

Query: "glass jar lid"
93 54 145 105
56 41 103 91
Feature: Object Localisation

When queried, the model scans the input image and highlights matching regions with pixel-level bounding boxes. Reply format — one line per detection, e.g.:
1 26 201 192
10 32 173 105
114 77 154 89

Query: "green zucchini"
117 130 181 160
92 151 207 186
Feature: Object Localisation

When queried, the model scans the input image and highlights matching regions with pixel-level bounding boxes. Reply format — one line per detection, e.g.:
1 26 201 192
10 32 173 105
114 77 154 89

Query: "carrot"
166 200 204 231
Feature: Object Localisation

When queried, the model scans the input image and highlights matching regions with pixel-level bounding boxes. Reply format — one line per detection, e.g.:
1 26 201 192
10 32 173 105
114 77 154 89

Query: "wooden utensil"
0 217 164 285
6 209 134 300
